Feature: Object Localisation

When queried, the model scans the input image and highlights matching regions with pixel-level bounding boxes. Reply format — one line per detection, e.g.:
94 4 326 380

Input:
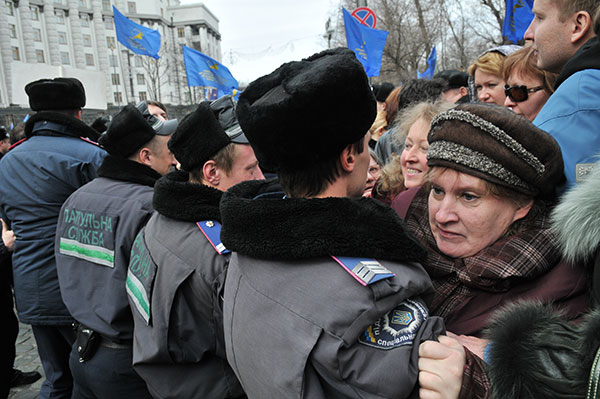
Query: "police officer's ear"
339 144 357 174
202 160 220 186
137 147 153 168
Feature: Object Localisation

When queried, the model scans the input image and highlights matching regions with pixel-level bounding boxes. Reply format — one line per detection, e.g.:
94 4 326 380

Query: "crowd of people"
1 0 600 398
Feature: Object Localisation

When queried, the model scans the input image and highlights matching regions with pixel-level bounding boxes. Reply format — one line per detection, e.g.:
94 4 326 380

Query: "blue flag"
502 0 534 44
113 6 161 59
182 45 238 97
343 8 388 77
417 46 436 80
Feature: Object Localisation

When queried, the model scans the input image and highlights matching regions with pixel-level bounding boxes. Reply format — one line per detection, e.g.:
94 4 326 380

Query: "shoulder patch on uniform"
197 220 230 255
331 256 395 286
126 229 157 325
359 298 428 350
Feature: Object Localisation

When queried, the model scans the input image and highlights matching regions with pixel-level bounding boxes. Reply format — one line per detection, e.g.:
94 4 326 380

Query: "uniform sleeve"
311 299 446 399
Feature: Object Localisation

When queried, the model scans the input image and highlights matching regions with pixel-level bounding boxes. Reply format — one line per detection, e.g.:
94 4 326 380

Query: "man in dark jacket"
524 0 600 186
127 95 263 399
54 102 177 398
219 48 445 398
0 77 106 399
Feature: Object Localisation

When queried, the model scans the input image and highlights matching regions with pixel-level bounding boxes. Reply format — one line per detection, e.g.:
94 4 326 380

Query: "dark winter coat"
220 180 446 399
0 112 106 325
127 171 244 398
55 155 159 340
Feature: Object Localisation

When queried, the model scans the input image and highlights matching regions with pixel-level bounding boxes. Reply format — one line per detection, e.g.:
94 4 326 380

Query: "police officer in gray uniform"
220 48 446 398
126 96 263 399
55 102 177 398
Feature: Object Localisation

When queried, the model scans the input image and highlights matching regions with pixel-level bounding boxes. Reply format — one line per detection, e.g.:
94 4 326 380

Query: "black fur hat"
236 47 376 173
168 95 248 172
99 105 157 158
25 77 86 111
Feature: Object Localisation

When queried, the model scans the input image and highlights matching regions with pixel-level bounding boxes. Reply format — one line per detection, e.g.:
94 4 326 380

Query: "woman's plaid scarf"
404 188 561 319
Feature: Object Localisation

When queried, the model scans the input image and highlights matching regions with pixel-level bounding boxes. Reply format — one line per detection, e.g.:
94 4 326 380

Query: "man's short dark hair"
397 79 446 112
278 137 365 198
553 0 598 21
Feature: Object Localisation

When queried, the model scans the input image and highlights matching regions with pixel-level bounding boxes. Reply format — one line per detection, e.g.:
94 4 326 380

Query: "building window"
85 53 94 66
135 55 142 67
54 0 64 4
111 73 120 85
31 6 40 20
55 10 65 24
83 34 92 47
104 16 113 30
58 31 67 44
138 91 147 101
177 27 184 38
6 1 14 16
36 49 45 63
136 74 144 85
114 92 123 103
60 51 70 65
109 54 118 67
9 24 16 38
80 13 90 27
106 37 115 49
79 0 87 7
12 46 20 61
127 1 136 13
102 0 111 12
33 28 42 42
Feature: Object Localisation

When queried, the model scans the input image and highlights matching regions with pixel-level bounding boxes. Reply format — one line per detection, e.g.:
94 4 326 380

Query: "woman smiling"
397 103 588 335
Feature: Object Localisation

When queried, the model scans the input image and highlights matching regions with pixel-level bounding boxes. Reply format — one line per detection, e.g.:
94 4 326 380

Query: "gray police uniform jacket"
220 180 446 399
55 155 160 340
127 171 244 399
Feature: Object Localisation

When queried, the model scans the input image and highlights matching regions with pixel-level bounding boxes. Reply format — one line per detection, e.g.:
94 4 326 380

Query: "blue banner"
502 0 534 44
417 46 436 80
113 6 161 59
343 8 389 77
182 45 238 97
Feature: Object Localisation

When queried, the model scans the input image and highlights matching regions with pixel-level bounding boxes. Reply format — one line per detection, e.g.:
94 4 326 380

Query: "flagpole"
181 46 194 105
116 41 130 104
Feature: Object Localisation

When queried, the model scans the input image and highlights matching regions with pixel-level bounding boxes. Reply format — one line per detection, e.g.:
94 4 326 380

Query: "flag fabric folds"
113 6 161 59
182 45 239 97
502 0 534 44
343 8 389 77
417 46 436 80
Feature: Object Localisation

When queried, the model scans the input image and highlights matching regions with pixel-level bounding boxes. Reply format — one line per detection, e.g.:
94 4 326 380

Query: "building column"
43 0 60 65
92 0 112 105
68 0 85 68
17 0 36 63
0 2 14 103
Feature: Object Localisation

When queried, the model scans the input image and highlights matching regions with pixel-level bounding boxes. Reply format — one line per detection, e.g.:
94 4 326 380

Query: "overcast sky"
179 0 340 86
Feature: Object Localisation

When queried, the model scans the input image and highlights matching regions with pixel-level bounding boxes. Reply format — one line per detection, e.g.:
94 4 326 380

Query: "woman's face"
474 69 506 106
401 118 430 189
428 168 532 258
504 71 550 121
363 156 382 197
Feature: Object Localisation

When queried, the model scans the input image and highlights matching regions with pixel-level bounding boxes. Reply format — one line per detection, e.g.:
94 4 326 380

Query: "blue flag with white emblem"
417 46 436 79
113 6 161 59
343 8 388 77
182 45 239 97
502 0 534 44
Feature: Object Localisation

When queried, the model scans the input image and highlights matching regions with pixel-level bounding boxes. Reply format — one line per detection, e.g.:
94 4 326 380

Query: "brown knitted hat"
427 103 565 197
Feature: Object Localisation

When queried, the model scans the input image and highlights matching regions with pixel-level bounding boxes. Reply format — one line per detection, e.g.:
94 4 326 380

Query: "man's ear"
459 86 469 97
339 144 356 173
571 11 593 44
202 160 220 186
138 147 152 167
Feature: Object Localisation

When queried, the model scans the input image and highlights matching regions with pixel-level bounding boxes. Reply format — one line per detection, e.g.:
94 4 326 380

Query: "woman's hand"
1 218 15 252
419 335 465 399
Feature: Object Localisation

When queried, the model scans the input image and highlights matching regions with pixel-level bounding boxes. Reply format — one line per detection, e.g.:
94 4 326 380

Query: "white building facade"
0 0 221 109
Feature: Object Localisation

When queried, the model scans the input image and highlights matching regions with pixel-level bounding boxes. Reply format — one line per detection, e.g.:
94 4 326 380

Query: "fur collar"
97 155 161 187
153 171 223 222
220 180 427 262
24 111 100 141
552 161 600 263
